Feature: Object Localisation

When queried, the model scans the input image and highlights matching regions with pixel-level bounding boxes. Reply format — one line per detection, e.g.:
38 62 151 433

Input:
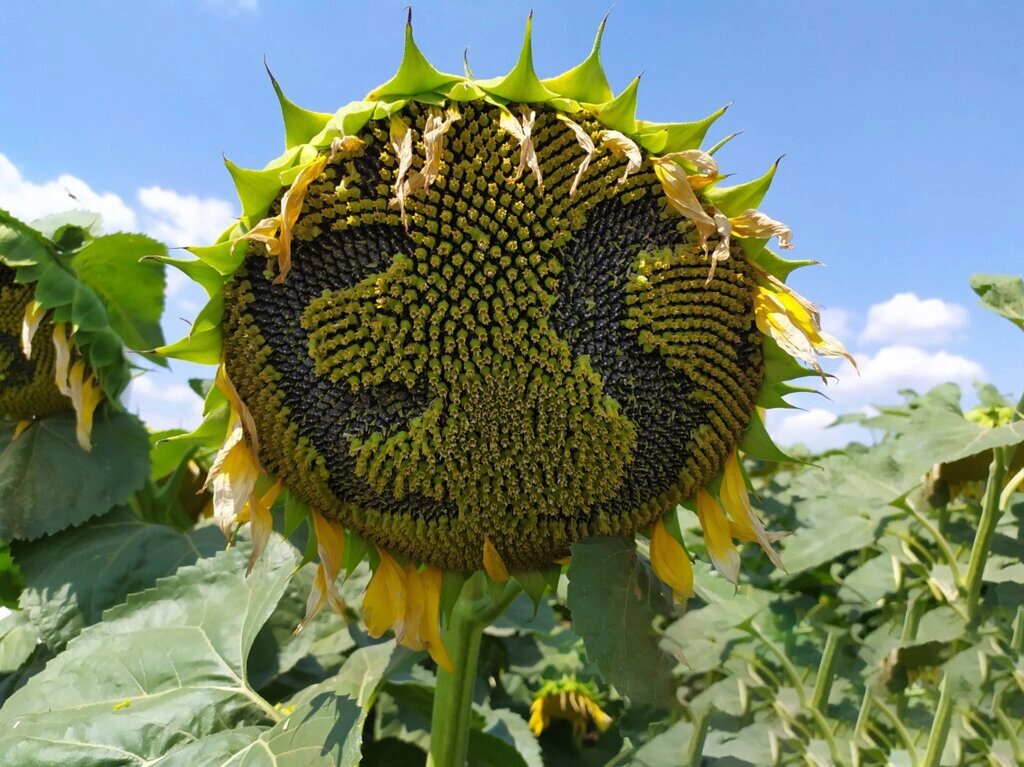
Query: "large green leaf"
71 234 167 351
0 538 296 766
566 537 676 709
222 642 399 766
0 411 150 540
13 507 224 651
0 610 37 673
0 541 23 608
970 273 1024 331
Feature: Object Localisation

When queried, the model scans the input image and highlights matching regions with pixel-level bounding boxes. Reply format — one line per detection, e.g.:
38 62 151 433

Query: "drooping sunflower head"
0 264 69 421
162 12 852 656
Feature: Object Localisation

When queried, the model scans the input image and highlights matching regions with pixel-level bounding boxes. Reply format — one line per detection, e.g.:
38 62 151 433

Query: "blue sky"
1 0 1021 447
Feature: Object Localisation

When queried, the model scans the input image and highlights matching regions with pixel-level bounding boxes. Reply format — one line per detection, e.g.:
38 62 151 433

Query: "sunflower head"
528 675 612 738
161 12 851 654
0 264 69 421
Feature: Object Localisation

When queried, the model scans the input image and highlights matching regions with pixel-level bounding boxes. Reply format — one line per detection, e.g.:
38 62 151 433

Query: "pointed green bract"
477 14 557 103
225 158 285 224
744 244 817 283
368 13 462 100
267 64 332 150
186 241 244 277
705 160 778 217
155 294 224 364
708 131 743 156
148 256 223 298
636 104 730 154
596 75 640 134
739 409 800 464
542 17 613 104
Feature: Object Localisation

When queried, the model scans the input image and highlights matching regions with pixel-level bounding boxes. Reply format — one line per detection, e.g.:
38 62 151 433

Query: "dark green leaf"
566 537 675 708
13 507 223 651
0 411 150 540
71 234 167 351
0 538 296 765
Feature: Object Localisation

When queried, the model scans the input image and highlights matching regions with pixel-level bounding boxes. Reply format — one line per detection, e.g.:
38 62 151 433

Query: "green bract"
162 13 827 575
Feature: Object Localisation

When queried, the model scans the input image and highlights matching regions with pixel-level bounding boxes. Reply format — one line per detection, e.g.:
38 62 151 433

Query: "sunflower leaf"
566 537 676 709
0 537 296 765
970 273 1024 332
12 507 224 652
0 410 150 540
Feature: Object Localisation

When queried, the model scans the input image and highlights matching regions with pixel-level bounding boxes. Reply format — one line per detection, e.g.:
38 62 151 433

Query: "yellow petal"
233 215 282 258
406 565 454 672
52 323 73 397
362 547 407 640
275 155 327 284
328 134 366 163
754 277 856 377
720 451 786 571
297 509 347 631
13 420 31 440
202 424 260 537
21 301 45 359
528 698 547 736
246 480 283 576
730 208 794 249
482 537 510 583
652 156 716 233
216 364 260 455
556 114 595 197
695 490 740 584
587 699 613 732
500 107 543 193
600 130 642 184
65 360 101 452
649 518 694 602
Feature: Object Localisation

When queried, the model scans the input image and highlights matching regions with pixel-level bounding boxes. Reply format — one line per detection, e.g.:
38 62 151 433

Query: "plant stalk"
428 576 521 767
964 447 1007 622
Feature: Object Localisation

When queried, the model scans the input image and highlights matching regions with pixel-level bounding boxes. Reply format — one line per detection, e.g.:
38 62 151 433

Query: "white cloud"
125 374 205 431
829 345 983 403
820 306 852 340
137 186 235 249
860 293 968 347
0 154 137 232
766 407 868 451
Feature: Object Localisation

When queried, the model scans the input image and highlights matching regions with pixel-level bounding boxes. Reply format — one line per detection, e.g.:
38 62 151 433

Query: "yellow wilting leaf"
275 155 328 284
499 107 544 192
483 537 510 583
21 301 45 359
720 451 786 570
556 114 595 197
730 208 794 249
754 274 856 378
695 489 740 584
599 130 642 184
648 518 694 602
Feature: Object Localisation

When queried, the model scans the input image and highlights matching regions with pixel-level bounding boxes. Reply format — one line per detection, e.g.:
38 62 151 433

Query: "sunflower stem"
428 574 521 767
964 447 1007 623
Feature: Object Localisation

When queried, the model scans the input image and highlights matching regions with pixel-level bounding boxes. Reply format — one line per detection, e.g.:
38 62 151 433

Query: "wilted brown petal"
600 130 642 184
556 114 595 197
731 208 794 249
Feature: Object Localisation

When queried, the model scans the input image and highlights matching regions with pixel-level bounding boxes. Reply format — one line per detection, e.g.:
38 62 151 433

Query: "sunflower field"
0 8 1022 767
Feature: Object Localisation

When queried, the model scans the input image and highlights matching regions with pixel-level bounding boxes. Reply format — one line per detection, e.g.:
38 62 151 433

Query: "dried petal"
246 481 283 576
13 420 31 440
297 509 347 631
52 323 73 397
652 156 716 235
363 547 407 639
275 155 328 284
600 130 642 184
390 116 415 230
706 212 732 283
731 208 794 249
202 423 260 537
500 107 543 192
329 135 366 163
556 114 595 197
410 107 461 194
233 215 282 257
66 361 102 452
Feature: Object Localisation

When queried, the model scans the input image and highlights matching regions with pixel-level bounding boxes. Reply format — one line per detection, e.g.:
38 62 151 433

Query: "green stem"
921 674 953 767
810 630 841 714
686 713 710 767
965 447 1008 622
428 576 521 767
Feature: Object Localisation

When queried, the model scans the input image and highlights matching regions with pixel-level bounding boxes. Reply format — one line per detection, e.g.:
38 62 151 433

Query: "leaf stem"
964 447 1008 622
921 674 953 767
428 575 520 767
810 630 841 714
